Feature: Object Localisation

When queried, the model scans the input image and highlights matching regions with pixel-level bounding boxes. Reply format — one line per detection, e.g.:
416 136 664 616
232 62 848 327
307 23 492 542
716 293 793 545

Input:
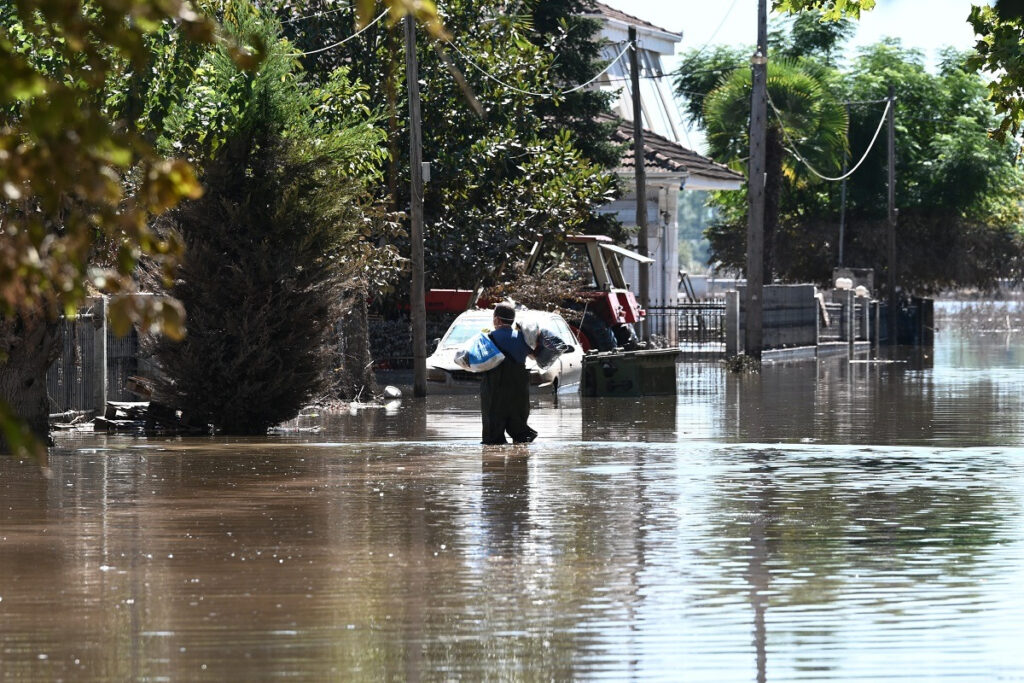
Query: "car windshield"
441 318 490 347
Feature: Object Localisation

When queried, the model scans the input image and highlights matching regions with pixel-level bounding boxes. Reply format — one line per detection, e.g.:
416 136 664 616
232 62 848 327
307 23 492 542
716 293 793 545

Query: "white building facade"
585 3 743 308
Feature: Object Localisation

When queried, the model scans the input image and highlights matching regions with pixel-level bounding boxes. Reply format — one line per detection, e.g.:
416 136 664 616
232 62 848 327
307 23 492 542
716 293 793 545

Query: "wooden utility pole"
628 26 650 341
622 26 647 342
886 84 897 345
406 15 427 397
838 101 850 267
745 0 768 360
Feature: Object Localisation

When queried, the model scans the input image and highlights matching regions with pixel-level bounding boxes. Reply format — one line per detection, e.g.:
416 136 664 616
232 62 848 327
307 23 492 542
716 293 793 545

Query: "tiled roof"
589 2 682 40
610 119 743 183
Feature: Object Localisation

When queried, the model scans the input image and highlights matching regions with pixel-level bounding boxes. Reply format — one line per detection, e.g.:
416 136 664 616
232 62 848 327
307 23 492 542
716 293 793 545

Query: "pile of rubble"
50 375 208 435
92 400 208 435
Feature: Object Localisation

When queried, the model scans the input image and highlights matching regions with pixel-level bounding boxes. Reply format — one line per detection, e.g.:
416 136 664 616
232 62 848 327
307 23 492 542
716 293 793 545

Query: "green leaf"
0 402 47 465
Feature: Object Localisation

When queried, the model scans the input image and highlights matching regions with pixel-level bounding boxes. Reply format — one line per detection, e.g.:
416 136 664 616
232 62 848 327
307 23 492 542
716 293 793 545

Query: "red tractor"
524 234 652 352
421 234 651 353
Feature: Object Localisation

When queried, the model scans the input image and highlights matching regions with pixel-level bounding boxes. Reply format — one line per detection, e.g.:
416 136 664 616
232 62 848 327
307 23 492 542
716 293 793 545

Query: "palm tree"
703 58 847 283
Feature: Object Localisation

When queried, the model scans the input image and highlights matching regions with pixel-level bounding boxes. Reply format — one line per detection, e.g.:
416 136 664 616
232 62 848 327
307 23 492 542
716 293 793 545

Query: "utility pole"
628 26 650 341
838 101 850 268
406 15 427 397
886 84 897 345
745 0 767 360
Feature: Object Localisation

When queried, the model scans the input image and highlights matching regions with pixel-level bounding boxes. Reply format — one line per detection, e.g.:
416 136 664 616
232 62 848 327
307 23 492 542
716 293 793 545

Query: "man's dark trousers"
480 359 537 445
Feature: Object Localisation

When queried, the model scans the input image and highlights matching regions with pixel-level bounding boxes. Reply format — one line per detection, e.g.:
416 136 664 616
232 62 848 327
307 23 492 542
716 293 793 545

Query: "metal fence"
854 302 867 340
46 303 141 415
47 312 97 415
368 313 458 370
818 302 845 342
108 328 141 400
645 303 727 349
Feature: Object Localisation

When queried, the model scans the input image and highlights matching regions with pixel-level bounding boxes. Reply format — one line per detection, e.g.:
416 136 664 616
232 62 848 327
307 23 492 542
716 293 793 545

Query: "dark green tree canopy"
675 23 1024 292
277 0 619 291
150 4 399 432
775 0 1024 143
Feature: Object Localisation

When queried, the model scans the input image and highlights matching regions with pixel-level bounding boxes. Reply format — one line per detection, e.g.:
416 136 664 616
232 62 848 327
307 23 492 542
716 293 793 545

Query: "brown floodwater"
3 327 1024 680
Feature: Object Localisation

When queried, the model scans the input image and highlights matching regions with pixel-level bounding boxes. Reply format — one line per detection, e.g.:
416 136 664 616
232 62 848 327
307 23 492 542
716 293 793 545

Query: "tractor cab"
525 235 653 352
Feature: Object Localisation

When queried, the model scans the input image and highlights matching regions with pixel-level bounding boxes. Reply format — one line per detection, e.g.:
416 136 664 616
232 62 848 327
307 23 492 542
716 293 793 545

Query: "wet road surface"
2 329 1024 680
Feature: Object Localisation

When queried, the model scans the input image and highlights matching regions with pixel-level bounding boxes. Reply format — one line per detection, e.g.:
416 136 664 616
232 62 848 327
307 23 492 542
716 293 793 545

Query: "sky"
600 0 986 69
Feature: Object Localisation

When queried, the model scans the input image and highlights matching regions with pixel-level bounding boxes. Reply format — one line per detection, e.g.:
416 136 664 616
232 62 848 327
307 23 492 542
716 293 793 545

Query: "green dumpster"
581 348 680 397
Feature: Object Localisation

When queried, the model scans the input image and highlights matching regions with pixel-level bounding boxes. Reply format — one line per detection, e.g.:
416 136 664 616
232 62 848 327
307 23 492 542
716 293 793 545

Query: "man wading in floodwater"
481 303 538 445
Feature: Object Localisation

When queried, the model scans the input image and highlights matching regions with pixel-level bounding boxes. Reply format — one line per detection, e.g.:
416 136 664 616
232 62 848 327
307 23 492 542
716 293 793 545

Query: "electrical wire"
683 0 741 64
445 39 633 99
282 4 350 25
289 8 388 56
768 90 891 182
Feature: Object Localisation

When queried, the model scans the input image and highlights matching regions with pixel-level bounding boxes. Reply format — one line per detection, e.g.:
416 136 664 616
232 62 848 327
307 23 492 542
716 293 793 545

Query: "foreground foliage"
2 0 439 449
0 0 226 454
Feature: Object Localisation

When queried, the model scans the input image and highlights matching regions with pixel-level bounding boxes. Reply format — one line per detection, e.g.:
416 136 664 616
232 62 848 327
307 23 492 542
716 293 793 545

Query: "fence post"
725 290 741 357
872 300 881 350
860 295 870 342
814 287 822 346
843 289 855 355
91 296 108 415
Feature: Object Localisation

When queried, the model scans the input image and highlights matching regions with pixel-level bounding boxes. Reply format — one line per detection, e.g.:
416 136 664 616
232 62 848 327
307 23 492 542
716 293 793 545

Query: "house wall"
597 181 681 309
590 16 687 312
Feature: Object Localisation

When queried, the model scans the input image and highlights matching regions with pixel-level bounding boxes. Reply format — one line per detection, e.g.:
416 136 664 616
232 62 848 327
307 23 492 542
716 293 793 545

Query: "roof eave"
581 13 682 44
684 176 745 191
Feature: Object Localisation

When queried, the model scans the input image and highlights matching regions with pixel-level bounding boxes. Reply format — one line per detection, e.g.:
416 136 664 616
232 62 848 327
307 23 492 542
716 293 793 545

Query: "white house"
584 2 743 308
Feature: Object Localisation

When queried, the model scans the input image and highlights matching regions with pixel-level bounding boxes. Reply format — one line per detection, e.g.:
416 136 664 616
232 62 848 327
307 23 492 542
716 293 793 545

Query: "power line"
445 39 632 99
289 8 388 56
607 67 733 84
282 4 351 25
768 90 891 182
676 87 710 100
683 0 741 64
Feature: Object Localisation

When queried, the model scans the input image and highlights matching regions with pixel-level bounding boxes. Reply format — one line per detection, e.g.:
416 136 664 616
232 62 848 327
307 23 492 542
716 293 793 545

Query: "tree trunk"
764 128 786 285
336 294 378 401
0 309 62 449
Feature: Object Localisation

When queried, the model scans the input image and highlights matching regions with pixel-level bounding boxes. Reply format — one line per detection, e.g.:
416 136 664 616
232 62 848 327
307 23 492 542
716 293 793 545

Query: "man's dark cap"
493 303 516 323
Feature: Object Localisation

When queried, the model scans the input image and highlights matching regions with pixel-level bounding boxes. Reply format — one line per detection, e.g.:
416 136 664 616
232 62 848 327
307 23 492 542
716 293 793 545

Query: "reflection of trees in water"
709 448 1006 681
725 352 1024 446
5 448 493 679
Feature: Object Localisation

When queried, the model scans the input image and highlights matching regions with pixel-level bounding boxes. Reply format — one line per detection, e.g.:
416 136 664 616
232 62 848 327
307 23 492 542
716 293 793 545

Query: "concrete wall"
724 285 878 356
736 284 819 349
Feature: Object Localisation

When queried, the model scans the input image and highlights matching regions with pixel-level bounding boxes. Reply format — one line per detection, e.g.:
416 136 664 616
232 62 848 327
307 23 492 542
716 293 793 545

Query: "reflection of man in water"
481 304 538 445
481 453 530 551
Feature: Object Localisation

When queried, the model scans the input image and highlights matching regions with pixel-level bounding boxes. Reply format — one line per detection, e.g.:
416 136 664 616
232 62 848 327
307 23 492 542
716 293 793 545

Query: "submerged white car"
426 309 583 394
